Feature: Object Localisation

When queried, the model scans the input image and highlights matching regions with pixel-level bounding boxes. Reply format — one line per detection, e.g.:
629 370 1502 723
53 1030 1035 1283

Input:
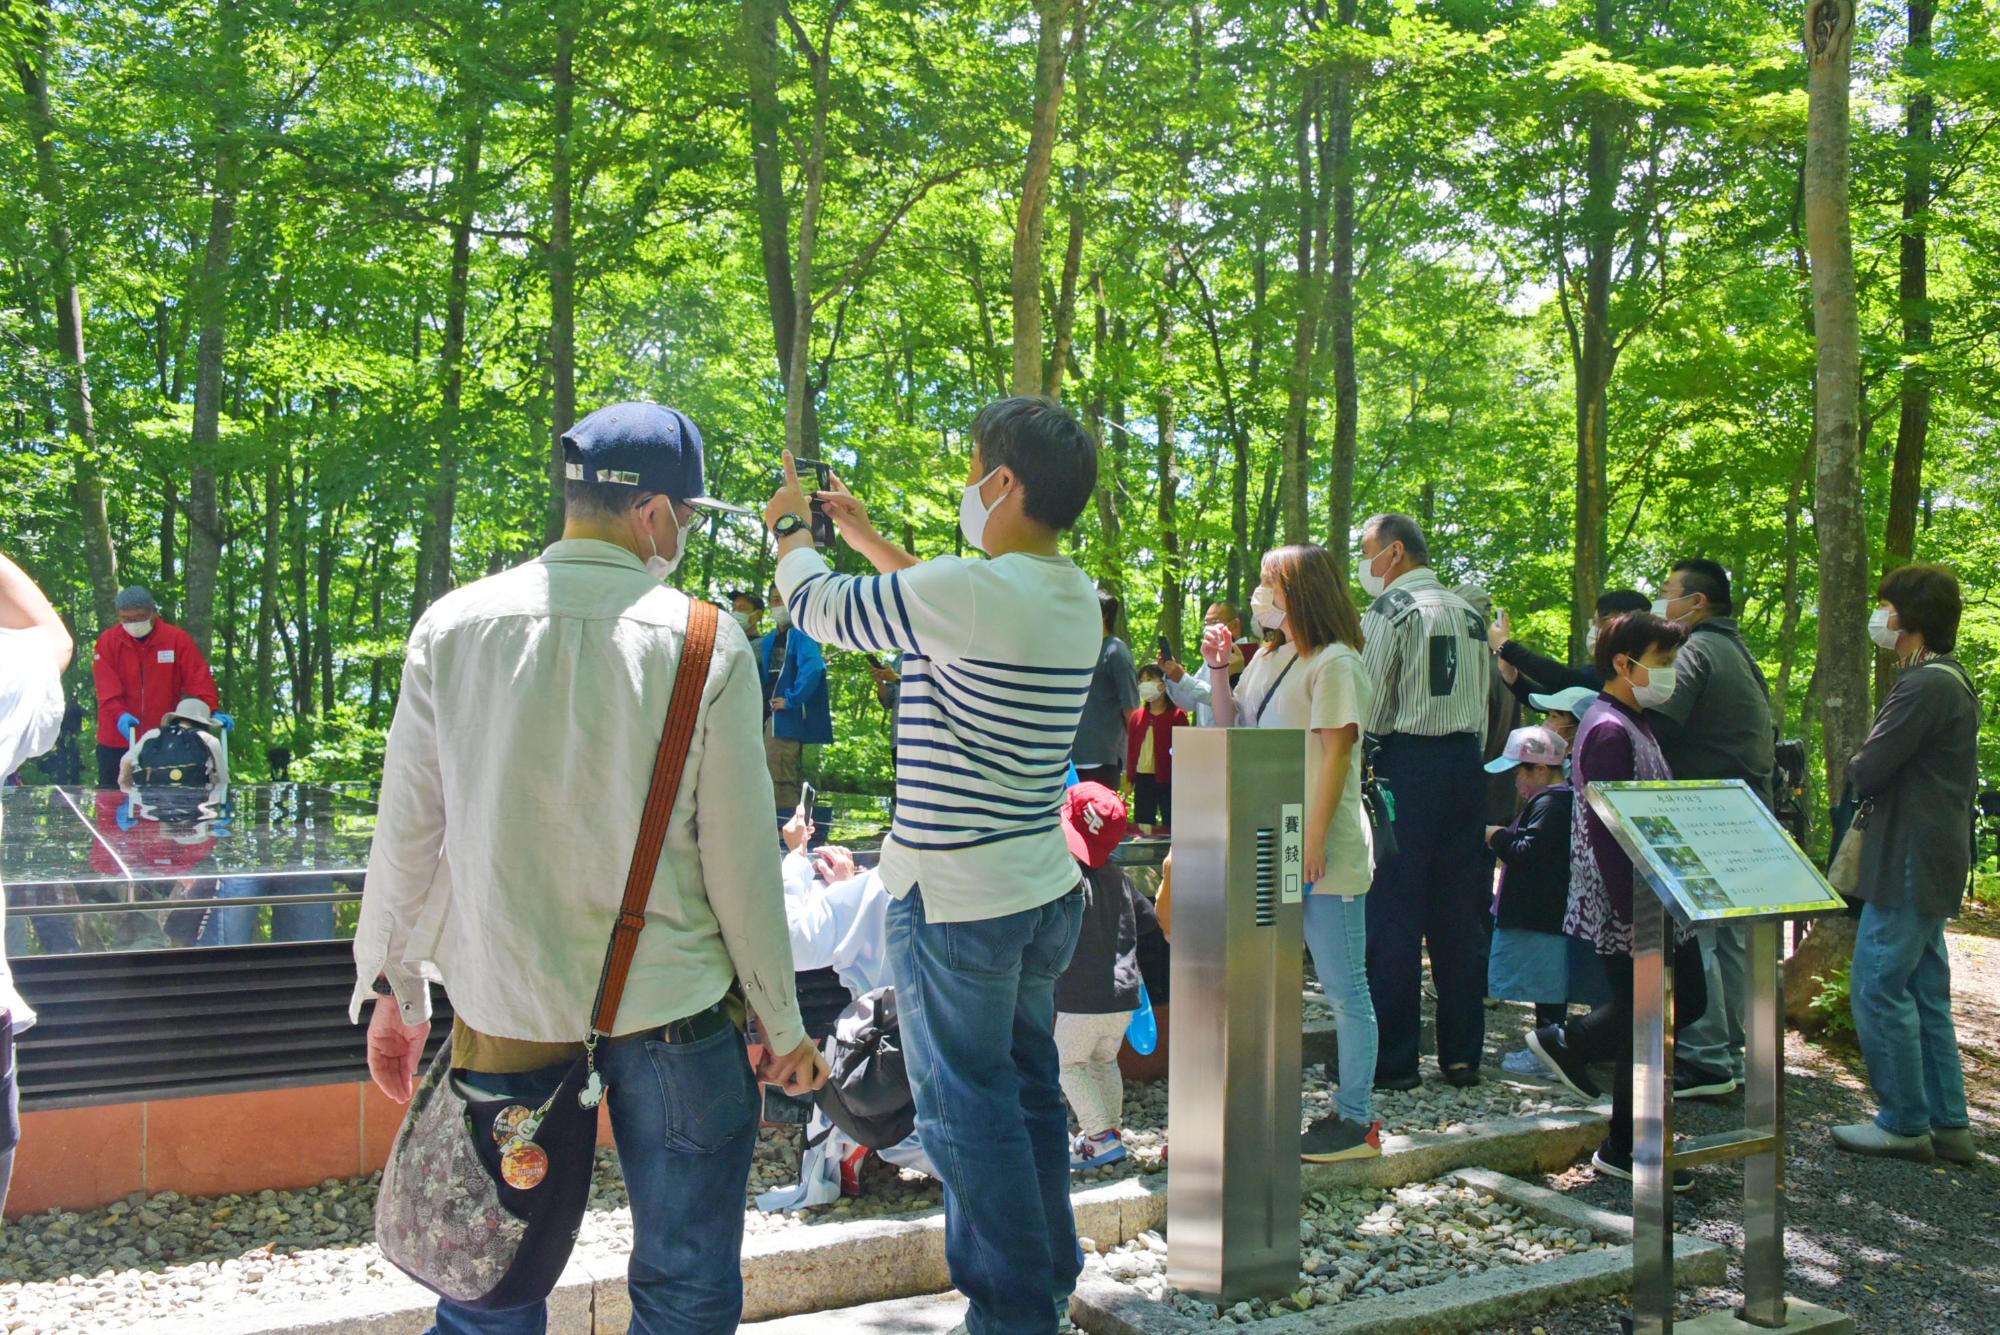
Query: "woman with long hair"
1204 545 1381 1162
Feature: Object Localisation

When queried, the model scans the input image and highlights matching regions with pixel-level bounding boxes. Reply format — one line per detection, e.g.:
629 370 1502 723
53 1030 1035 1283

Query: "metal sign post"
1591 781 1851 1335
1166 726 1307 1304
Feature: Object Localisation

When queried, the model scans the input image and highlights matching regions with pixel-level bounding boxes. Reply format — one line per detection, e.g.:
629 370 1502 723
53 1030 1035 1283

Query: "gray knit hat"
115 586 157 613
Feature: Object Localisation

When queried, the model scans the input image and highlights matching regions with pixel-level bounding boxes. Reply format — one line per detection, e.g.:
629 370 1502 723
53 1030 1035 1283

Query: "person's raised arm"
0 551 73 673
1161 656 1213 714
1202 622 1241 726
815 468 919 574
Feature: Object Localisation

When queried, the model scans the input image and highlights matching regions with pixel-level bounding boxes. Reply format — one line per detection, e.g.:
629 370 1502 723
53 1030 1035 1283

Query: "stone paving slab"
1300 1107 1608 1191
742 1289 969 1332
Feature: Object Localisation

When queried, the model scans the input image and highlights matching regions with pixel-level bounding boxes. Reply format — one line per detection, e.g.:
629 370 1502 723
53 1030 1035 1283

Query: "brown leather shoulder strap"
589 599 720 1037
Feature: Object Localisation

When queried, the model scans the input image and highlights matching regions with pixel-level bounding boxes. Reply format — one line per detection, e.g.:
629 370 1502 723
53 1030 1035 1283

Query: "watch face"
776 514 807 537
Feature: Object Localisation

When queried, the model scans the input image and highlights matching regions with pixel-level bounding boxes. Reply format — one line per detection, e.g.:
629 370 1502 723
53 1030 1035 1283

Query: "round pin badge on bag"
492 1105 534 1145
500 1139 549 1190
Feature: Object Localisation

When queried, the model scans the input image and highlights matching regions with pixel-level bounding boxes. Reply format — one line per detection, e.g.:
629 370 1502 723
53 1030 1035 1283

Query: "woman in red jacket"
1125 663 1187 836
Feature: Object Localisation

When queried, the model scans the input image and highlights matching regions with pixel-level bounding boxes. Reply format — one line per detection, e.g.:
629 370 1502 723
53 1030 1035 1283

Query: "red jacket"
1126 703 1188 785
92 619 218 746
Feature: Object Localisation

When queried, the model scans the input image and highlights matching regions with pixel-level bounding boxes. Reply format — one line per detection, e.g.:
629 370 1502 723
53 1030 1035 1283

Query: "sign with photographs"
1584 779 1846 925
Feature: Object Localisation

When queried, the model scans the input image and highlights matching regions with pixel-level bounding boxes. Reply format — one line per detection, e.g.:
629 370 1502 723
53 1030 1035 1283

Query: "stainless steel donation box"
1166 725 1308 1304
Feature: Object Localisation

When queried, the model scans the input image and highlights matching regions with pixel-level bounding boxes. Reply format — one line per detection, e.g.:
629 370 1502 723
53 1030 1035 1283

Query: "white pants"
1055 1010 1132 1139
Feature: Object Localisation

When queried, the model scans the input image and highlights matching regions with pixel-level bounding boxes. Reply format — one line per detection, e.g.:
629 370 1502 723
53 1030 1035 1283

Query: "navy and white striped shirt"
776 545 1101 923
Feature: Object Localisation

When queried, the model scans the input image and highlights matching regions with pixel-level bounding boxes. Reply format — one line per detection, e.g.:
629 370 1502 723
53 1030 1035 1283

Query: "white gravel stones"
1094 1179 1611 1324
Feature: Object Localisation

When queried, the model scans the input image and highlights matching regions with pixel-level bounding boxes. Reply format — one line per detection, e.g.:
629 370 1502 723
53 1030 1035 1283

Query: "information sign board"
1585 779 1845 926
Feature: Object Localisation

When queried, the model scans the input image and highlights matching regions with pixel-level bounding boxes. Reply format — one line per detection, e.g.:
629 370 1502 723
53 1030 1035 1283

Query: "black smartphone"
1156 636 1172 661
788 456 837 547
762 1086 813 1126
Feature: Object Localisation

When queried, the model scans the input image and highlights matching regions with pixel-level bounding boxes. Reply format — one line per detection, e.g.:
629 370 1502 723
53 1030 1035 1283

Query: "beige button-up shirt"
351 539 806 1055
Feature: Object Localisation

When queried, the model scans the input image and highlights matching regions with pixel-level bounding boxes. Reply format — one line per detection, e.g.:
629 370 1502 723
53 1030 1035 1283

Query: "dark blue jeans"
1365 732 1490 1080
887 884 1085 1335
1852 899 1969 1137
429 1021 759 1335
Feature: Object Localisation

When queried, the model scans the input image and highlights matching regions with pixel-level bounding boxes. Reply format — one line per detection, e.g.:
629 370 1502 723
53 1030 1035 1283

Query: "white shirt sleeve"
777 547 977 662
1308 648 1363 735
1165 668 1212 715
352 619 447 1025
693 635 808 1055
0 629 65 778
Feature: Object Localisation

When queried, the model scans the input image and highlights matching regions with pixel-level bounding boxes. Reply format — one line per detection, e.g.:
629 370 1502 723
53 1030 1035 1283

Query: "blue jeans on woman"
886 884 1085 1335
1305 892 1376 1125
428 1020 759 1335
1851 899 1969 1138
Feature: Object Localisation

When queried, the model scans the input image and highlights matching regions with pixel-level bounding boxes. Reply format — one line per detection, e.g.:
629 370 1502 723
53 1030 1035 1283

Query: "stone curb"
1072 1169 1729 1335
204 1175 1167 1335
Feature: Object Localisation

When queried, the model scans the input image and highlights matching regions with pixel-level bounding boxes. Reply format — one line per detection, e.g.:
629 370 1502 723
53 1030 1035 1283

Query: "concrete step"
744 1289 965 1332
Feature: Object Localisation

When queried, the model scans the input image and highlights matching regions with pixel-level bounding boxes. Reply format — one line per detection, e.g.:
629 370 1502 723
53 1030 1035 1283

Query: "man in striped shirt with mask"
766 397 1101 1335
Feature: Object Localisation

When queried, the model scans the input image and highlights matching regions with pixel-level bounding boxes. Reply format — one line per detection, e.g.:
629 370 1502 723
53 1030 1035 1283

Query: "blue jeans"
199 877 338 946
430 1021 759 1335
1851 899 1969 1138
1305 893 1376 1125
886 885 1085 1335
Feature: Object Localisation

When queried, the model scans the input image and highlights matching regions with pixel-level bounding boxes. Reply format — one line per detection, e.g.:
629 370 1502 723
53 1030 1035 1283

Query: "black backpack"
815 987 916 1151
130 722 216 787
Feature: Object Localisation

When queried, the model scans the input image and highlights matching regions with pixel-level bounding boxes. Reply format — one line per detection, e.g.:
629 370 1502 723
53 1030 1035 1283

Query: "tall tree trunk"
742 0 820 451
256 450 281 730
14 2 118 624
1045 196 1085 400
544 5 579 545
1805 0 1868 803
1772 443 1812 729
1878 0 1933 700
1325 0 1359 555
415 107 484 625
317 508 337 717
1086 287 1122 584
183 157 240 654
1011 0 1078 397
784 27 833 455
1155 298 1182 653
1569 0 1617 659
1281 58 1328 545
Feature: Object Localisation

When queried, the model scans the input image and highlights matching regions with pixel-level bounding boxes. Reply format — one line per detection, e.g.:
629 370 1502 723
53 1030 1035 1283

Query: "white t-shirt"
1 628 68 1031
1231 640 1374 897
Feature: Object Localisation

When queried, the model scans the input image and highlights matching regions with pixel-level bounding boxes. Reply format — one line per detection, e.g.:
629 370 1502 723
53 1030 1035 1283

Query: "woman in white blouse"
1204 544 1382 1162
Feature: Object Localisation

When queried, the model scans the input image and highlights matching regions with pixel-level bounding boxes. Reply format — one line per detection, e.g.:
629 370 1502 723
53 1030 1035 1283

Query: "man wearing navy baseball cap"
356 401 818 1334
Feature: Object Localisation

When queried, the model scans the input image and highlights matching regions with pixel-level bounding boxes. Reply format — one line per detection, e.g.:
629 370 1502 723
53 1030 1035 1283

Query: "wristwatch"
772 513 812 542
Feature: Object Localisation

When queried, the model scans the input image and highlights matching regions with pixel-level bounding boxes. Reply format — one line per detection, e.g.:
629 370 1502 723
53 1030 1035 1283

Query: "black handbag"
816 987 917 1151
374 601 720 1309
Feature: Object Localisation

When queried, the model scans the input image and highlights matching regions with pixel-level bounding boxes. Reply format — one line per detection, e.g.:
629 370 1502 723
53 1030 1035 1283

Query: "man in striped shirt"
766 397 1101 1335
1356 513 1496 1092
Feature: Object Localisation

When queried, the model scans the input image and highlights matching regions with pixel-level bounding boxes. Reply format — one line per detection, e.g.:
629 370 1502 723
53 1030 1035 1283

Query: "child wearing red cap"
1053 782 1155 1170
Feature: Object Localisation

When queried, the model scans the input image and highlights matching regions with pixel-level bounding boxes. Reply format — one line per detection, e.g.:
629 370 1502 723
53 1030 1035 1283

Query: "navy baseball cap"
561 402 751 514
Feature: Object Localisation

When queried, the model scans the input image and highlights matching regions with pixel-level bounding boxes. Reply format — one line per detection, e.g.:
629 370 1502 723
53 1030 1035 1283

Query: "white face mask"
643 502 685 580
731 610 754 632
1651 593 1688 623
1585 624 1601 656
1139 680 1163 703
772 604 792 630
959 466 1010 555
1250 583 1286 632
1628 660 1678 709
122 619 155 640
1357 547 1392 599
1868 607 1900 651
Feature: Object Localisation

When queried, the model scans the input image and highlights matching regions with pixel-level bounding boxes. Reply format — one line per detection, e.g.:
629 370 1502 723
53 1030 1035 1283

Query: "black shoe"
1301 1115 1383 1163
1592 1145 1694 1192
1443 1065 1483 1088
1374 1070 1422 1093
1526 1024 1603 1100
1672 1060 1738 1100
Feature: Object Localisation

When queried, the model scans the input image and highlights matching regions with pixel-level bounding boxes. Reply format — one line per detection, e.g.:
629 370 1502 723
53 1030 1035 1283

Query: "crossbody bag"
374 600 720 1309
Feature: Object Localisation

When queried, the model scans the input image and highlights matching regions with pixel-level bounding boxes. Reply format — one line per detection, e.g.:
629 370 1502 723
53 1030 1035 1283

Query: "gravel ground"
1086 1178 1610 1325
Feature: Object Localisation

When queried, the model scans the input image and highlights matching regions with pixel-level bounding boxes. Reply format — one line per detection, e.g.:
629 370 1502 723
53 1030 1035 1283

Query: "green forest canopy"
3 0 1996 826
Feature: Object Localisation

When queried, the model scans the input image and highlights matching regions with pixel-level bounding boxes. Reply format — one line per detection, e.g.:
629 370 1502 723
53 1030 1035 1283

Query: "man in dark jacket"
1073 592 1139 788
1646 559 1775 1101
91 587 218 788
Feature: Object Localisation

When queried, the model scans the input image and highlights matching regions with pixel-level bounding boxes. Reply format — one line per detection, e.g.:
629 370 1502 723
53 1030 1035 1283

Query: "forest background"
4 0 1997 845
